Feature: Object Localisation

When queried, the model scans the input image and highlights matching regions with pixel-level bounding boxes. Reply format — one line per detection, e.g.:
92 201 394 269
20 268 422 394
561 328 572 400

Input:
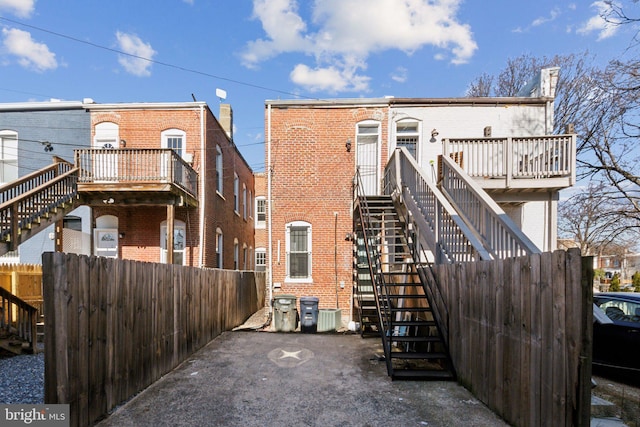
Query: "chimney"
220 103 233 141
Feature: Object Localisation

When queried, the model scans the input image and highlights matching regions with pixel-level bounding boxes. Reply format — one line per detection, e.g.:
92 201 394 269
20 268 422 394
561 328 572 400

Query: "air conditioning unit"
317 309 342 332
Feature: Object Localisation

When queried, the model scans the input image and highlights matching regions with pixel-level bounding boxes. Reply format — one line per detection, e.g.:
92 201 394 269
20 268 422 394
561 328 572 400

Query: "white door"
93 122 119 181
356 122 380 195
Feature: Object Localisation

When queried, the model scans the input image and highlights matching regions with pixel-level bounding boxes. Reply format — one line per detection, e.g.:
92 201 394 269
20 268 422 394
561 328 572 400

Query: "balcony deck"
443 135 576 193
75 149 198 207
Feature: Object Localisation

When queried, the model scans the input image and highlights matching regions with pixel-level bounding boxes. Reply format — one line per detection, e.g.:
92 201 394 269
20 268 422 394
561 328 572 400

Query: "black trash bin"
273 295 298 332
299 296 319 333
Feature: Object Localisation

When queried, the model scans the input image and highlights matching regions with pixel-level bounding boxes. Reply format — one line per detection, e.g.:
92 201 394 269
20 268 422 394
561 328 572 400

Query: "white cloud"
1 28 58 72
531 7 561 27
243 0 476 93
391 66 407 83
0 0 35 18
115 31 156 77
577 1 619 40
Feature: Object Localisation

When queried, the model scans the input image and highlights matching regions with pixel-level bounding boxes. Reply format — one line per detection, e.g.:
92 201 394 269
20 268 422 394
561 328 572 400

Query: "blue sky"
0 0 635 172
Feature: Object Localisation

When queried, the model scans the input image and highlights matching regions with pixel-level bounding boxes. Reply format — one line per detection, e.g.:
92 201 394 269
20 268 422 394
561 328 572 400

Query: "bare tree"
466 52 640 223
558 182 638 255
465 72 493 97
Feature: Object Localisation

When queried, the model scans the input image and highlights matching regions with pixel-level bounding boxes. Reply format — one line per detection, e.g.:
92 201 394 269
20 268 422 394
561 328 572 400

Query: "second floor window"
255 248 266 272
0 130 18 184
256 197 266 228
234 174 239 213
162 129 185 158
216 145 223 194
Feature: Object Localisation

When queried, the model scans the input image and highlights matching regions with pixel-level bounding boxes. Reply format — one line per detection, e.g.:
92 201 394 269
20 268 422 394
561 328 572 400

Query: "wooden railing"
443 135 576 188
439 155 541 258
0 158 73 204
75 148 198 199
0 160 79 250
0 286 37 353
384 147 491 264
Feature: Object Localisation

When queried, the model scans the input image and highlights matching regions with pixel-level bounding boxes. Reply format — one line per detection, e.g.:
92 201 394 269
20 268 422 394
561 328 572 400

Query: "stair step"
390 351 448 360
387 335 442 343
391 369 455 380
390 307 432 313
390 320 437 327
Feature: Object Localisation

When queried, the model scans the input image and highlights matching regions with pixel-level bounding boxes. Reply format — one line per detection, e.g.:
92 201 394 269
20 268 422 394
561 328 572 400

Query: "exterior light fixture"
345 138 352 152
430 129 439 143
120 139 127 148
41 141 53 152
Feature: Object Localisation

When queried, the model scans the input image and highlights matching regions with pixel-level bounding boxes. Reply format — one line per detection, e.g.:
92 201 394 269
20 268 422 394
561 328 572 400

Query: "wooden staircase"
354 195 455 380
0 287 38 355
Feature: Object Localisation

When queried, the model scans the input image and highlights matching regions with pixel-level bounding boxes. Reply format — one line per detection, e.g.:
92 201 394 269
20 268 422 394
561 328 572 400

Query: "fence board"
431 249 589 427
43 252 265 427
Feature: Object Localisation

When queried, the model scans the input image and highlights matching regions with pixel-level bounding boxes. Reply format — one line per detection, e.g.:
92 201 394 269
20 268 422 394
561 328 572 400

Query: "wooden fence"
43 252 266 427
432 249 592 427
0 263 43 318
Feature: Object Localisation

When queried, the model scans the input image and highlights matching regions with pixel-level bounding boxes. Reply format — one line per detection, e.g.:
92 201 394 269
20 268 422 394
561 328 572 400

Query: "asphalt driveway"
97 331 509 427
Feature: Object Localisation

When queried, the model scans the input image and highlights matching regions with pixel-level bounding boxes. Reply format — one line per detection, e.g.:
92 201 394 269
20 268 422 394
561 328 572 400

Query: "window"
0 131 18 184
256 197 266 228
286 221 312 281
216 228 223 268
395 120 419 159
216 145 223 194
255 248 266 272
248 191 253 219
160 220 186 265
234 174 239 213
243 244 248 270
242 184 247 220
161 129 185 158
233 238 239 270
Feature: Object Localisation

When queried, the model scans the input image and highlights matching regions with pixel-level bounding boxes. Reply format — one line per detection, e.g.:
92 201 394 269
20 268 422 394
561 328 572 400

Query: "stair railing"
0 160 79 251
0 287 37 353
353 169 394 375
439 155 540 258
384 148 491 264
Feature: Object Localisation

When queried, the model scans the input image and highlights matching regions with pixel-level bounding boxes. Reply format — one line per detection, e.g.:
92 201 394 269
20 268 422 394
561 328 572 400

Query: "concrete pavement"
97 331 510 426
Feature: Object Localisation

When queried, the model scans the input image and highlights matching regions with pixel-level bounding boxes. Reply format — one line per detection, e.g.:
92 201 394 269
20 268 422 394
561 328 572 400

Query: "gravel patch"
0 351 44 404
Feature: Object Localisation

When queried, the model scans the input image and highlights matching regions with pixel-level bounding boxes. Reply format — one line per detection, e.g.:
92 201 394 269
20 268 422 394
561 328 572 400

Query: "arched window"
216 228 223 268
161 128 186 158
395 119 421 159
94 122 119 149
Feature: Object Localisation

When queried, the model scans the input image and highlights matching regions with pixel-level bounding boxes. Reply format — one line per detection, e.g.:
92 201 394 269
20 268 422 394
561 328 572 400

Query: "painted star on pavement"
279 350 302 360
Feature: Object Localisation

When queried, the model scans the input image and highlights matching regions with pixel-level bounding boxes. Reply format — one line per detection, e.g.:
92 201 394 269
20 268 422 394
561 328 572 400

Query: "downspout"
267 103 273 312
198 104 205 267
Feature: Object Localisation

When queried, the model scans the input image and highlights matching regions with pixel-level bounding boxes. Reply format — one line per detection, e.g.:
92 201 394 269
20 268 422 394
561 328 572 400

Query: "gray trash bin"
299 296 319 333
273 295 297 332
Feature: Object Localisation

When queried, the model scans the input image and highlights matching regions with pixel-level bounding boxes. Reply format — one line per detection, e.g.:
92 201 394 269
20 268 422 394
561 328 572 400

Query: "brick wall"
267 105 389 319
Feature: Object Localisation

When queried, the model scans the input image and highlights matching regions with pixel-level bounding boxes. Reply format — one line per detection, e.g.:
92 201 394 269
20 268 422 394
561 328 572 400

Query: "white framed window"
243 244 248 270
255 197 266 229
216 228 223 268
0 130 18 184
233 238 239 270
234 173 239 213
242 184 247 220
285 221 312 282
160 220 186 265
395 119 420 159
255 248 266 272
248 190 253 219
161 129 186 158
216 145 223 195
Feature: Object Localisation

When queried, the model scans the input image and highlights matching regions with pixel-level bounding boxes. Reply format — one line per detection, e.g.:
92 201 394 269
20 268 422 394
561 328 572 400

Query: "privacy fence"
43 252 266 427
431 248 592 427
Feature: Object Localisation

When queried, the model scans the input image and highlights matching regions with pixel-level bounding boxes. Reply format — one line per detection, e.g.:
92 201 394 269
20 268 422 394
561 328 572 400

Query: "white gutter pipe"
267 103 273 311
198 104 205 267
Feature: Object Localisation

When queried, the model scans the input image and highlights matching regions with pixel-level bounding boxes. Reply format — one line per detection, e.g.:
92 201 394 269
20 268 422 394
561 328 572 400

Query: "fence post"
576 255 594 426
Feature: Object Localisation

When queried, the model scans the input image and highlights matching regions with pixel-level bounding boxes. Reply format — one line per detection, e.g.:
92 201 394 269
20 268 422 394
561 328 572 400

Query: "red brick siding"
267 105 389 315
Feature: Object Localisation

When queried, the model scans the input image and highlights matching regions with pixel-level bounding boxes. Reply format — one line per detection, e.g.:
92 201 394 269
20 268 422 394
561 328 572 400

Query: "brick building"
84 101 254 269
264 71 574 325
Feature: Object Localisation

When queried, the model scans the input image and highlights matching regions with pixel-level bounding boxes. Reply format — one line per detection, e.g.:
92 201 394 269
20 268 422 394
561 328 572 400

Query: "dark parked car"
593 292 640 380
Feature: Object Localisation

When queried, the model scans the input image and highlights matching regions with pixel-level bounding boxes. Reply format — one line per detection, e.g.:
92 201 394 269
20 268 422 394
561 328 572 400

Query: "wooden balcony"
75 149 198 207
442 135 576 192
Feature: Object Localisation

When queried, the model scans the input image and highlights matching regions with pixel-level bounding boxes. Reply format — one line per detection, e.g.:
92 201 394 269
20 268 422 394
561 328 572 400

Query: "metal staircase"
354 192 455 380
352 147 542 381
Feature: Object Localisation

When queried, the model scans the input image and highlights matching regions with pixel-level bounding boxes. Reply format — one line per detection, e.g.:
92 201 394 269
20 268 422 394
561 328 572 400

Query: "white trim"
284 220 312 283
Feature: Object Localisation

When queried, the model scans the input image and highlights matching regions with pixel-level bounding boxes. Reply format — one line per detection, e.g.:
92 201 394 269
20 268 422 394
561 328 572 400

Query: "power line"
0 16 318 101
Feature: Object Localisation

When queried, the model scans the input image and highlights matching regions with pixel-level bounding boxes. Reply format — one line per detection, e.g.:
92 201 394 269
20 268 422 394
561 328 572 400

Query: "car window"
596 298 640 323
